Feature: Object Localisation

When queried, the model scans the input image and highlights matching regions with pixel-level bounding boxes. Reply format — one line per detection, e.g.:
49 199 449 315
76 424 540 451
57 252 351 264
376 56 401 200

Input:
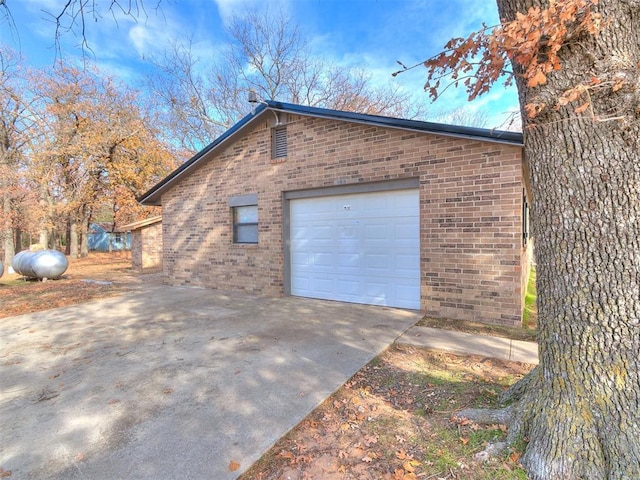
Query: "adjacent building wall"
131 222 163 271
161 115 525 325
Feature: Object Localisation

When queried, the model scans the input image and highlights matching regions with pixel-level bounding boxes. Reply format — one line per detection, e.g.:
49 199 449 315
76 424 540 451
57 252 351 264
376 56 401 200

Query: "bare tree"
430 107 489 128
1 0 159 55
146 8 426 152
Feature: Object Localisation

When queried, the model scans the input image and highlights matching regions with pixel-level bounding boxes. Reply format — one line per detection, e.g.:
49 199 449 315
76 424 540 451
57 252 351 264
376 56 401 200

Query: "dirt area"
0 253 535 479
0 252 161 319
241 345 532 480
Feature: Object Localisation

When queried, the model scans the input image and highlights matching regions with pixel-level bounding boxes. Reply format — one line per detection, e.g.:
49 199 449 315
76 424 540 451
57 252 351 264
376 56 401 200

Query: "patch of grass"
522 264 537 330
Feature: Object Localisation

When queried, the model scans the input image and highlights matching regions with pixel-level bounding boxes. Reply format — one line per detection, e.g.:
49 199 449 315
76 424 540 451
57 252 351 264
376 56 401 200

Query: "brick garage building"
140 101 532 326
121 216 163 271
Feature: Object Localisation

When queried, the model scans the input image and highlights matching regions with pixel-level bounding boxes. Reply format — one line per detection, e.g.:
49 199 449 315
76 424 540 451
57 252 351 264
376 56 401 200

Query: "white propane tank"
11 250 68 279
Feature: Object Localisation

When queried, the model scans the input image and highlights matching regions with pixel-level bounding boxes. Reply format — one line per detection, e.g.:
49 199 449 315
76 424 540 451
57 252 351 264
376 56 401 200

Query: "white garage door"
290 189 420 309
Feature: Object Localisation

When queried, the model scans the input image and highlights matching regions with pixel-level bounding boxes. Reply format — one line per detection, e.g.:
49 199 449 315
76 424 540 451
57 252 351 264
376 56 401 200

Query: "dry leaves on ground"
0 252 159 319
241 345 533 480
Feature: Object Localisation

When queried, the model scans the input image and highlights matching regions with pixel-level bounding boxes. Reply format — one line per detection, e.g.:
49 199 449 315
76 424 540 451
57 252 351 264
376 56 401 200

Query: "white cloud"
129 24 153 54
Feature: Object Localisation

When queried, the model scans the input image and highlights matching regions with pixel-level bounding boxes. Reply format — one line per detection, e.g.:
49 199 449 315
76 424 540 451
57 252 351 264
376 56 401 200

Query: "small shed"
88 223 131 251
120 216 163 271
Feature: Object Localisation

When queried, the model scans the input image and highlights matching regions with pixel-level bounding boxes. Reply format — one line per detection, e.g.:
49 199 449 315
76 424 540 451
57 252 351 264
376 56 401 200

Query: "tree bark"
69 216 79 258
483 1 640 478
80 212 89 258
15 227 22 253
1 198 14 266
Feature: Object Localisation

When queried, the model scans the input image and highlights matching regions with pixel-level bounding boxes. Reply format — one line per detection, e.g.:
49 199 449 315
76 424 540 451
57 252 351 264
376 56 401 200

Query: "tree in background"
28 62 177 257
402 0 639 477
147 8 425 152
0 47 36 266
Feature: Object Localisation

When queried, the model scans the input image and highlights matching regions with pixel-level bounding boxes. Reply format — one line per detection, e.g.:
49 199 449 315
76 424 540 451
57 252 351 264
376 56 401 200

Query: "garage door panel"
291 252 310 267
396 253 420 272
309 277 335 296
290 189 420 309
312 252 335 268
362 254 390 273
395 221 420 239
290 275 309 293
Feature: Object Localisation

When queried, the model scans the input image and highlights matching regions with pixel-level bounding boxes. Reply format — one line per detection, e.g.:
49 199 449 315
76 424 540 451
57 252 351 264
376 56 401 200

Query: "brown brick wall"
161 115 525 325
131 222 163 271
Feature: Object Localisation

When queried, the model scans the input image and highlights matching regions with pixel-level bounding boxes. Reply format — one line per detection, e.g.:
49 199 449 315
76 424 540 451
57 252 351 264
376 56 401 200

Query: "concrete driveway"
0 285 420 479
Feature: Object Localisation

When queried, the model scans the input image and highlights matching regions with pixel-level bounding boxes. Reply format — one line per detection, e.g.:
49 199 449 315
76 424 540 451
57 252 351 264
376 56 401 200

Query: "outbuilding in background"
87 223 132 252
120 216 162 272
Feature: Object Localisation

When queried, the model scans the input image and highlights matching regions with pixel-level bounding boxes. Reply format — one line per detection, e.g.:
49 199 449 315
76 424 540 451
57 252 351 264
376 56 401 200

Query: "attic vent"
272 126 287 159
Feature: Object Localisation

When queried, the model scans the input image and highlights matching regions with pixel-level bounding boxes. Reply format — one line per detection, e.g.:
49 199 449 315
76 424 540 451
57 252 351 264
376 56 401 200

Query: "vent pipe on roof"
248 89 279 126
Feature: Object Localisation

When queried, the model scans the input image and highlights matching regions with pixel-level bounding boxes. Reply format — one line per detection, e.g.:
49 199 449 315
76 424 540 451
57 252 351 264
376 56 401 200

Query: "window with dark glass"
233 204 258 244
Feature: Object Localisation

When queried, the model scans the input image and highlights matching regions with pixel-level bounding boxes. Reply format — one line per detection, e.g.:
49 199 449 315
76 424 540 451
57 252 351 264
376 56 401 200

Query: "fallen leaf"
364 434 378 446
278 451 294 460
395 449 408 460
228 460 240 472
403 459 420 472
454 417 472 426
460 437 470 445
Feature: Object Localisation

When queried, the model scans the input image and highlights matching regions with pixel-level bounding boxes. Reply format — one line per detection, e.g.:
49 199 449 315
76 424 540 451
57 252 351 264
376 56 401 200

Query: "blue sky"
1 0 520 129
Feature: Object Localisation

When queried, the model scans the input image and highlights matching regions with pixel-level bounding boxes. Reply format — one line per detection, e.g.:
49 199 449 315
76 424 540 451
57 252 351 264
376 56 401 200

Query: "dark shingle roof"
139 100 523 206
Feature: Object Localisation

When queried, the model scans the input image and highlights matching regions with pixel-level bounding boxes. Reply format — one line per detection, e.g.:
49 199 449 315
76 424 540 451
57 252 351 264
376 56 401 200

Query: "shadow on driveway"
0 285 420 479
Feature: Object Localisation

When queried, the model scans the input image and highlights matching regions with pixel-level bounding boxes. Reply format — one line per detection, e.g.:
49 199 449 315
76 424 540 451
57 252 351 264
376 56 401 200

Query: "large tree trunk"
69 216 79 258
14 227 22 253
1 206 14 266
1 144 15 266
80 212 90 258
38 181 54 249
480 1 640 478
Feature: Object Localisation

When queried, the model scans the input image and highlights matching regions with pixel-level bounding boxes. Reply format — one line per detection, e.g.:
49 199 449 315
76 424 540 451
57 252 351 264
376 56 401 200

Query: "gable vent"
272 126 287 159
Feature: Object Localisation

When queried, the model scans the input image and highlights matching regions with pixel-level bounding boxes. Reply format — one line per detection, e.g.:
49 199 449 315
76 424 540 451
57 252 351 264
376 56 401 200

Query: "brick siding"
131 222 163 270
161 115 525 326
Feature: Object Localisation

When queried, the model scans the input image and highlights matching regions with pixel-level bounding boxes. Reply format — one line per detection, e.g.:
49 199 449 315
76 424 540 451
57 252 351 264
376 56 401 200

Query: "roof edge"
120 215 162 231
138 104 270 205
265 100 523 146
139 101 523 206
